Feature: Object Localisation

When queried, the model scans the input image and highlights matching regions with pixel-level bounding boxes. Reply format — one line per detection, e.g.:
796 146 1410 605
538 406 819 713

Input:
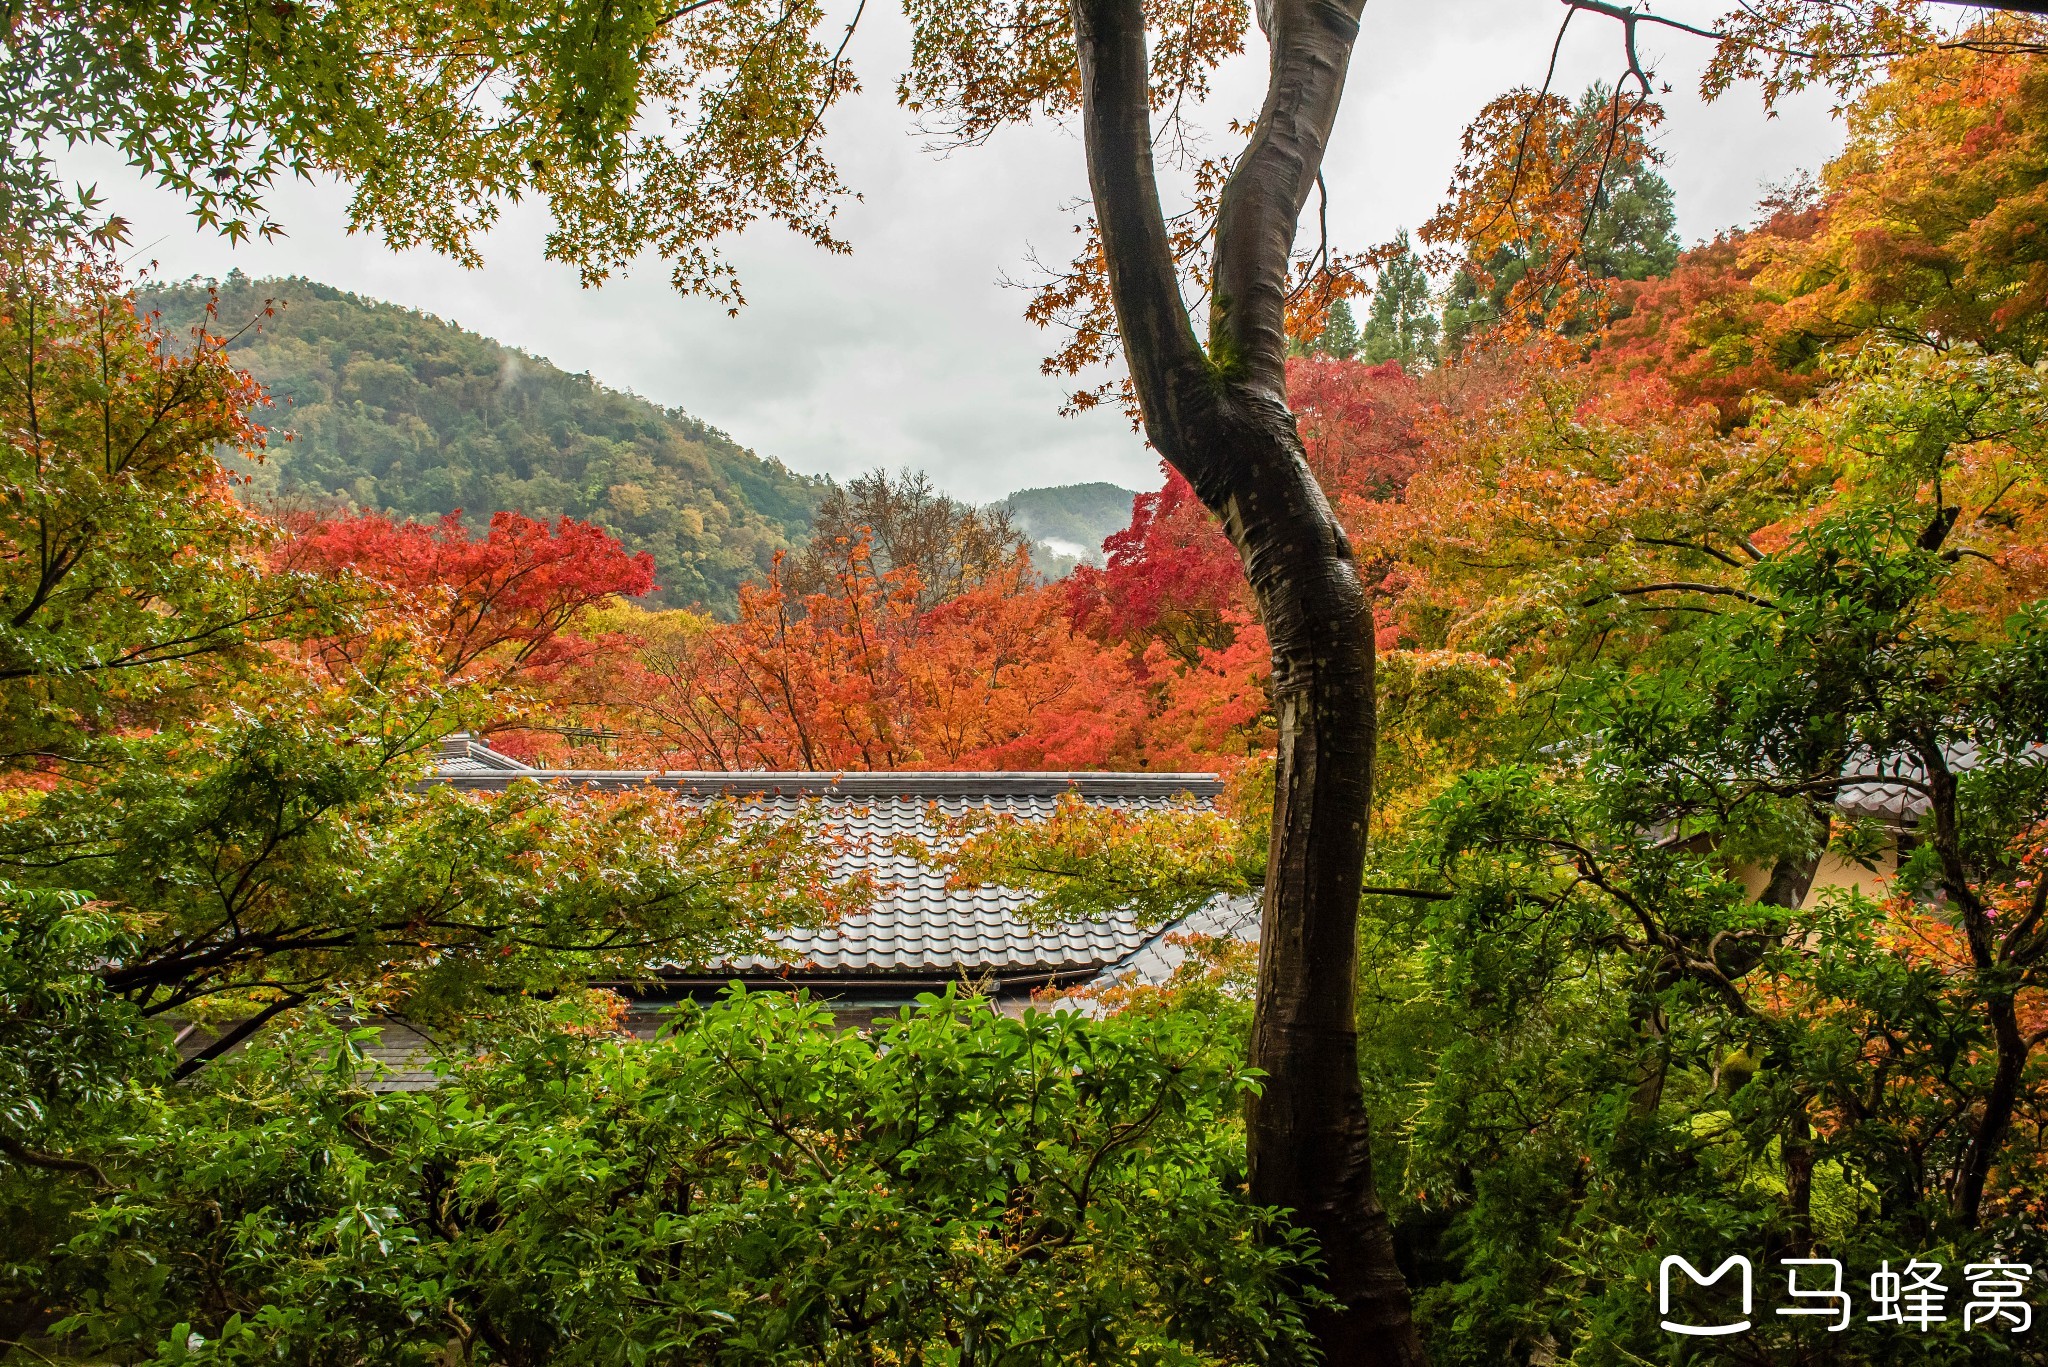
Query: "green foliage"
0 882 153 1346
4 0 856 301
0 247 874 1354
0 883 152 1155
1360 234 1439 371
1576 154 1680 286
1299 298 1362 361
0 683 858 1027
51 992 1319 1367
143 274 823 615
1354 348 2048 1363
1371 650 1515 834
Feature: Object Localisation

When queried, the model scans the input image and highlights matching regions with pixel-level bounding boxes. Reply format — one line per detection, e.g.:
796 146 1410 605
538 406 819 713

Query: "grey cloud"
72 0 1843 506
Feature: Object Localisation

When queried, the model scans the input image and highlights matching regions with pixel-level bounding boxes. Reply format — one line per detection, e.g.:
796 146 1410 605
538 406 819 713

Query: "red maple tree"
279 510 656 682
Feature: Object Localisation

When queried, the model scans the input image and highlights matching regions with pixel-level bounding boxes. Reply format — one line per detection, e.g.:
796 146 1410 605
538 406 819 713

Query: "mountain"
1001 482 1137 575
143 273 824 615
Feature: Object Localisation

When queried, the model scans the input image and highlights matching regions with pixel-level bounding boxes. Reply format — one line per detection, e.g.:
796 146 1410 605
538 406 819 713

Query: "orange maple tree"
546 519 1291 775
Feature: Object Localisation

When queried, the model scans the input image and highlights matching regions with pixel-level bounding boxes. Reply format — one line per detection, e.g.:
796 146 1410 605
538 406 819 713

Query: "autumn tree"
1568 0 2048 116
0 247 313 767
58 6 2048 1363
278 509 656 684
783 467 1029 612
638 537 927 770
1563 17 2048 416
1458 6 2048 367
1585 197 1830 430
1429 84 1677 355
0 254 864 1335
1755 21 2048 362
1064 469 1248 666
573 525 1284 774
1352 344 2048 1361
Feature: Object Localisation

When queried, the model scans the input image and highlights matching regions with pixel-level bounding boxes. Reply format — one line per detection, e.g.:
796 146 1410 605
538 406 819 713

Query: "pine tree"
1360 231 1439 370
1292 297 1362 359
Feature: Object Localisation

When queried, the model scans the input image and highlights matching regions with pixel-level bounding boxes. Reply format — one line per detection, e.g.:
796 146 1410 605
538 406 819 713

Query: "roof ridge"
435 731 534 773
431 769 1224 798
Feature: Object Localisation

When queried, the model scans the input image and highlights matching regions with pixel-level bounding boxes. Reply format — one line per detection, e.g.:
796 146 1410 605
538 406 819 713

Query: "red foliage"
1588 207 1828 429
281 510 655 681
1068 359 1427 662
524 358 1466 775
655 541 927 770
572 527 1283 774
1064 467 1247 663
904 571 1154 769
1288 355 1426 505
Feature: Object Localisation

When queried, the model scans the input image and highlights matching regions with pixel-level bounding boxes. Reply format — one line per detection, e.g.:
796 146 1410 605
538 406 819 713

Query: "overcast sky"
69 0 1847 504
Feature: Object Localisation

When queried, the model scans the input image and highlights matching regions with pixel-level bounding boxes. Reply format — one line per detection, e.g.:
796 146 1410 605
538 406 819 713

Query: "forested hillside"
1000 482 1136 564
143 274 823 614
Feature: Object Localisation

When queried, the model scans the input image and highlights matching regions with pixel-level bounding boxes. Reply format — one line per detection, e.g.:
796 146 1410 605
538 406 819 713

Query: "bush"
50 991 1318 1366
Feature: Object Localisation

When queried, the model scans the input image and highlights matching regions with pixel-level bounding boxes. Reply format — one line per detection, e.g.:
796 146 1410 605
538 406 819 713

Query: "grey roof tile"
1088 893 1262 994
1835 741 2044 824
430 740 1224 979
436 733 536 775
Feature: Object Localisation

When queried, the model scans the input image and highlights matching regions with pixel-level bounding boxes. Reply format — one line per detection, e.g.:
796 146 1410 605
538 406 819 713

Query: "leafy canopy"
54 991 1320 1367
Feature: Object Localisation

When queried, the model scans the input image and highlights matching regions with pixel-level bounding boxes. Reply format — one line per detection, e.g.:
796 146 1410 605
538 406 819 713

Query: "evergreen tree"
1294 297 1361 359
1577 115 1680 282
1439 84 1680 355
1360 231 1439 370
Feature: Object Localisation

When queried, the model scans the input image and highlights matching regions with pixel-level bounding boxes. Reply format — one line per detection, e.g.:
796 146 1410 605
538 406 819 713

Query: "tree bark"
1067 0 1424 1358
1917 739 2032 1226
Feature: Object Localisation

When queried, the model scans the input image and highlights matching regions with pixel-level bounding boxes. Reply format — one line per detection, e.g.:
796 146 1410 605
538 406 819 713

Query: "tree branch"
0 1133 114 1187
170 990 308 1082
1210 0 1368 394
1069 0 1208 435
1593 582 1776 608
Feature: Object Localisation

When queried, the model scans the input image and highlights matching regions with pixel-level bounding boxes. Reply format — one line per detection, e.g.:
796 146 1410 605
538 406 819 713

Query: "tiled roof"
1090 893 1261 992
435 734 537 776
1834 741 2044 825
430 736 1227 984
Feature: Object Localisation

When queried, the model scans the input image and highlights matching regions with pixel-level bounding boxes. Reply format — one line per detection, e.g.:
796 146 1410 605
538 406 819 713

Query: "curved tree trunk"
1068 0 1424 1358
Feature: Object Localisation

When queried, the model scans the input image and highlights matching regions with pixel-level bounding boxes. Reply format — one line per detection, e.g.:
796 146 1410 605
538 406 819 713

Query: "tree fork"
1068 0 1424 1356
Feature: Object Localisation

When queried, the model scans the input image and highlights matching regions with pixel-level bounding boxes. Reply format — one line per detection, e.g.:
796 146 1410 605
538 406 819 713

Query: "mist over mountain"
1001 482 1137 576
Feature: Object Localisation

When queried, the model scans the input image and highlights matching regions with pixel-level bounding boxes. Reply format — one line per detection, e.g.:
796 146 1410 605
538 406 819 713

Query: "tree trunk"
1916 736 2030 1226
1067 0 1424 1358
1955 995 2026 1224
